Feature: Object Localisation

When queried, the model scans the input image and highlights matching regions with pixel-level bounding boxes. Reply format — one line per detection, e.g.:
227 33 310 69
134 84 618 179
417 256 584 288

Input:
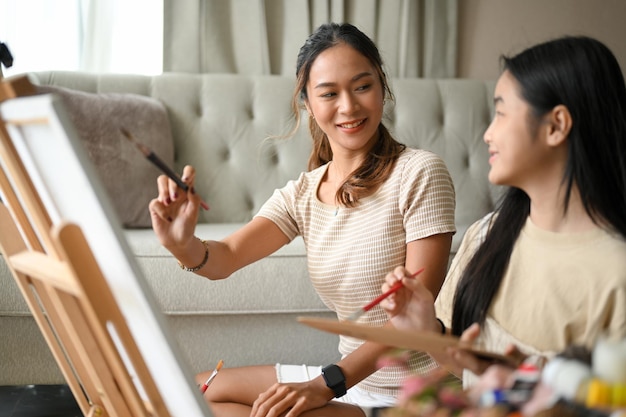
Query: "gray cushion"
37 85 174 228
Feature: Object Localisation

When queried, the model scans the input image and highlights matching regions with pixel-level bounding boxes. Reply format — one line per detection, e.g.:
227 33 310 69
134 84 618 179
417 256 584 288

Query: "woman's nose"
339 93 359 114
483 121 494 144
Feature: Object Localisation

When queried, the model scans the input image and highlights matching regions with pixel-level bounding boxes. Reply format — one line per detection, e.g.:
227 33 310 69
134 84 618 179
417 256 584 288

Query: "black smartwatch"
321 364 347 398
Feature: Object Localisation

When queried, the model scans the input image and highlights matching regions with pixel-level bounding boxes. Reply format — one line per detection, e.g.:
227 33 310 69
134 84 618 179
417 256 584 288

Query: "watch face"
323 365 344 385
323 365 347 398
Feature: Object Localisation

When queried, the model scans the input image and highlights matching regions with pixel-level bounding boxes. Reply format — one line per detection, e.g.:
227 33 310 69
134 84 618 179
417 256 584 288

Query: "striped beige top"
256 147 456 396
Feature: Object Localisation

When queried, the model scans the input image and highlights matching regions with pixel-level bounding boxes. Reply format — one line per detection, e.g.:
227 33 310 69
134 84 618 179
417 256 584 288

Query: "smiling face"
483 70 556 190
304 42 385 156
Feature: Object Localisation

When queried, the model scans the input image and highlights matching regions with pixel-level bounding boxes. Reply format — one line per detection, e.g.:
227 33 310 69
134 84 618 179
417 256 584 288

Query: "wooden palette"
298 317 520 366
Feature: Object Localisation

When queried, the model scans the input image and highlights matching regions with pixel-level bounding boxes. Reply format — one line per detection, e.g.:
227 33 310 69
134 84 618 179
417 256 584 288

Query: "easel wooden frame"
0 76 211 417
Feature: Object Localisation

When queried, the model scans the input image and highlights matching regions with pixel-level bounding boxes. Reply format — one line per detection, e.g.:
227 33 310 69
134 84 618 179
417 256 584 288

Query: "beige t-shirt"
256 148 456 396
436 214 626 385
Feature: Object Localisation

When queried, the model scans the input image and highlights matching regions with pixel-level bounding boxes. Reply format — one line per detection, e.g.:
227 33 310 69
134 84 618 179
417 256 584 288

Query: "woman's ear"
304 101 314 119
546 104 572 147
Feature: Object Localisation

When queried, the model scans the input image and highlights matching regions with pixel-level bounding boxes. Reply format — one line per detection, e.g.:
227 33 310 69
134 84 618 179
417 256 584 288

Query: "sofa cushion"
36 85 174 228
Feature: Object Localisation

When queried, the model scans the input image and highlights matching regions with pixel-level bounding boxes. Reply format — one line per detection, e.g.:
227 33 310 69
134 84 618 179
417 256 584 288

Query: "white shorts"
275 364 396 417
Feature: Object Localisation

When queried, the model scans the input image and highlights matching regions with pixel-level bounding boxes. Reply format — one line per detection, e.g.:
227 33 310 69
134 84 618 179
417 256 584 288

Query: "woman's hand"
250 380 329 417
149 164 202 251
380 266 440 334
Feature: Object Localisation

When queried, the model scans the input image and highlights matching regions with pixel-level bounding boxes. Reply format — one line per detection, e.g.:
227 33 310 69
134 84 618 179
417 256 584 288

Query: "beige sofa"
0 71 499 385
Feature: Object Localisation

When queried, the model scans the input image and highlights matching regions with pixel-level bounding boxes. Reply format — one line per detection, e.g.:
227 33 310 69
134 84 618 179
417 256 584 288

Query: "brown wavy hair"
290 22 406 207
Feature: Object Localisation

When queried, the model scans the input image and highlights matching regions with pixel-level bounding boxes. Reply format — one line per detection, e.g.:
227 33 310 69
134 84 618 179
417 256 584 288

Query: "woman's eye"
320 91 336 98
356 84 371 91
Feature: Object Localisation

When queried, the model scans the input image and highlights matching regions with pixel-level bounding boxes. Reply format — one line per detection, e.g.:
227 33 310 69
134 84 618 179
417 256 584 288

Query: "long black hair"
451 36 626 336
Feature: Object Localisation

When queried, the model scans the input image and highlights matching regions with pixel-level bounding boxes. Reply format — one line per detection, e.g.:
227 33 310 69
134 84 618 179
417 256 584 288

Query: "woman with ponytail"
382 35 626 386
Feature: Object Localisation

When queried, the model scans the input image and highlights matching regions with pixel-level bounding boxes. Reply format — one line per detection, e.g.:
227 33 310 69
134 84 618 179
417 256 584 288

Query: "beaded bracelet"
178 238 210 272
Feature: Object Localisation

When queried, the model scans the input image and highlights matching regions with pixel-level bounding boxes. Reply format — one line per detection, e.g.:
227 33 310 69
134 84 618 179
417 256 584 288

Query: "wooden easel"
0 76 171 416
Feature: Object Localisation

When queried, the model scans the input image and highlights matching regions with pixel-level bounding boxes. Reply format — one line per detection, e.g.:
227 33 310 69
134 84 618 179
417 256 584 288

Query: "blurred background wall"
457 0 626 79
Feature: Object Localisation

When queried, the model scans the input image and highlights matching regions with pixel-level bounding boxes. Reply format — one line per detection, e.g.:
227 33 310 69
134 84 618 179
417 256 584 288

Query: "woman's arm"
168 217 291 280
405 232 453 299
149 165 290 280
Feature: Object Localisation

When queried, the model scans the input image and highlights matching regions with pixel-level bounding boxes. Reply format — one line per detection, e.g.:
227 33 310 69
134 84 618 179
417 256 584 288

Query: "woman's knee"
202 365 277 404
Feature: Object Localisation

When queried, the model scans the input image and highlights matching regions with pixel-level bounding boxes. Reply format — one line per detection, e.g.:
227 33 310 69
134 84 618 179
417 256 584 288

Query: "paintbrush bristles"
120 126 210 211
119 127 132 140
120 127 151 157
200 359 224 393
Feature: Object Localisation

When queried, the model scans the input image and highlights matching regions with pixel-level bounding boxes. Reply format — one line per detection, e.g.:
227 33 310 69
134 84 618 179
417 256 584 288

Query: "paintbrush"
346 267 425 321
120 127 209 210
200 359 224 394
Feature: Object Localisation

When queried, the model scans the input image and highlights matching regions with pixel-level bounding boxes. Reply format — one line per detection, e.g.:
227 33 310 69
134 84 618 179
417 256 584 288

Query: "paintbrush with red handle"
346 268 425 321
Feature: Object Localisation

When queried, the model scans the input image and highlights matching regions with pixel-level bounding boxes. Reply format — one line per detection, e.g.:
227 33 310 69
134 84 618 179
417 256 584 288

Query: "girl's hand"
445 325 526 377
465 363 516 404
380 266 440 334
444 323 494 376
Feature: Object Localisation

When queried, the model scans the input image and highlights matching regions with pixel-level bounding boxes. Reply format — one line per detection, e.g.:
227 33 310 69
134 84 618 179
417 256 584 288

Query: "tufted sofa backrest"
29 71 501 253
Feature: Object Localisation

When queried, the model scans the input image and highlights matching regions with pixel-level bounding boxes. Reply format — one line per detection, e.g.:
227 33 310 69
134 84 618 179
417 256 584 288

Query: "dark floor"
0 385 392 417
0 385 81 417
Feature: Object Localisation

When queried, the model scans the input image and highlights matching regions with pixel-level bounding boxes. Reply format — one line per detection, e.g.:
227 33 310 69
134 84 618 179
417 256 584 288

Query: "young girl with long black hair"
382 35 626 386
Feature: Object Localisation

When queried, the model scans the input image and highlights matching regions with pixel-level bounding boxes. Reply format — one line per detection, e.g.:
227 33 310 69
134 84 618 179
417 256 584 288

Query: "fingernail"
167 216 173 222
191 187 196 194
165 197 172 205
173 192 179 199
